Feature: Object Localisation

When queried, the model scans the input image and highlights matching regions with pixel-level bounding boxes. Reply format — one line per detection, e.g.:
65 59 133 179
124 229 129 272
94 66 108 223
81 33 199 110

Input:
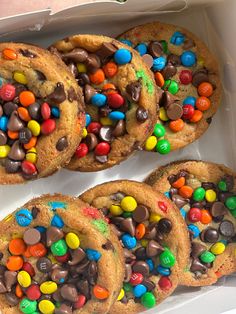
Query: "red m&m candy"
41 102 51 120
21 160 37 175
107 93 124 109
129 272 143 286
158 276 172 290
0 84 16 101
182 104 195 120
41 119 56 135
188 207 202 222
94 142 110 156
26 284 41 300
87 122 102 134
179 70 192 85
75 143 88 158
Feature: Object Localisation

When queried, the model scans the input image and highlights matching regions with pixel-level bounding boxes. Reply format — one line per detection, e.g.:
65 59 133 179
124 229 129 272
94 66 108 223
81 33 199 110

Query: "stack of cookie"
0 20 235 314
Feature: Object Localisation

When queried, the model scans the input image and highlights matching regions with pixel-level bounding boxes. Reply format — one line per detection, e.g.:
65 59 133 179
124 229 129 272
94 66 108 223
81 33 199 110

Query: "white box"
0 0 235 313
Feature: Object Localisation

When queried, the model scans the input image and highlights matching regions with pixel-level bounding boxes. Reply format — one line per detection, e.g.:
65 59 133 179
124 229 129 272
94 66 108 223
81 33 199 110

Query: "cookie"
0 194 124 314
0 43 85 184
80 180 190 313
118 21 221 154
50 34 157 171
145 160 236 286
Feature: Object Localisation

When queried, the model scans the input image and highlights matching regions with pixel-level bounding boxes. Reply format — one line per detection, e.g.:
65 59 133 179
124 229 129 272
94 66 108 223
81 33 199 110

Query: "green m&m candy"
153 123 166 138
218 180 227 191
193 187 206 201
156 139 171 155
225 196 236 211
123 282 133 293
160 40 168 54
200 251 215 263
141 292 156 308
51 239 68 256
164 79 179 95
159 249 176 267
122 211 133 218
20 298 37 314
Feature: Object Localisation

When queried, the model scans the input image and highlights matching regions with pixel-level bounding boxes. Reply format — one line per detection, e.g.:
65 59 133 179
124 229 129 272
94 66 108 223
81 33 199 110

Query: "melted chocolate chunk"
19 48 37 58
67 86 78 102
47 82 66 104
56 137 68 151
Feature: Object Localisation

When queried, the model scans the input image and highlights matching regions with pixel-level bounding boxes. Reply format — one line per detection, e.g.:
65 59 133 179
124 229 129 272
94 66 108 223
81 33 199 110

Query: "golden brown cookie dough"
0 194 124 314
80 180 190 313
50 34 157 172
118 21 221 153
145 160 236 286
0 43 85 184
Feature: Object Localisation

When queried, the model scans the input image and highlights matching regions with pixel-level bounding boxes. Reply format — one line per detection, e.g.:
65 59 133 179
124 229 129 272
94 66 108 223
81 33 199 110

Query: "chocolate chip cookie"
145 160 236 286
50 34 157 171
80 180 190 313
0 194 124 314
0 43 85 184
118 21 221 155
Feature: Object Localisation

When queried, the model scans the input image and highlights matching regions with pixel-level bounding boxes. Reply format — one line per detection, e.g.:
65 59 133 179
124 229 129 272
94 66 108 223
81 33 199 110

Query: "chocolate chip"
0 130 7 145
192 68 209 87
136 106 148 123
169 187 178 197
28 102 41 120
4 271 17 291
206 117 212 124
62 48 88 63
85 133 98 151
120 218 135 237
142 54 154 68
202 228 219 243
218 191 234 203
0 280 7 293
31 206 40 219
67 86 78 102
76 259 90 274
77 73 90 87
99 126 113 142
99 105 112 117
171 194 189 208
124 264 132 282
96 42 117 63
60 284 78 302
19 48 37 58
191 242 207 257
102 240 114 251
4 158 21 173
35 70 46 81
123 248 136 263
133 205 149 223
46 226 64 247
84 84 96 103
112 120 126 137
210 201 227 217
183 38 195 50
135 247 147 260
68 247 86 266
142 279 156 291
0 105 3 117
157 218 172 234
95 155 108 163
56 137 68 151
160 91 178 108
68 63 78 78
3 102 18 116
144 223 157 240
132 261 149 277
167 54 181 66
51 268 68 284
8 140 25 161
85 54 101 73
222 175 234 191
7 111 24 132
5 292 19 306
19 127 32 144
201 182 216 190
88 261 98 285
126 81 142 103
166 103 183 120
219 220 235 237
162 63 177 80
148 41 163 57
23 228 41 245
55 304 73 314
146 240 164 257
47 82 66 105
190 258 207 274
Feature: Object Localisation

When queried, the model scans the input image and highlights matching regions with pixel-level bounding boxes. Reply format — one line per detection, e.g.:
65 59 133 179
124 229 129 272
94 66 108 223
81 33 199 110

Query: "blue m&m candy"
183 96 196 107
86 249 101 261
114 49 132 65
108 111 125 120
188 224 200 238
180 51 196 67
16 209 33 227
180 208 187 219
135 43 148 56
121 233 137 249
157 265 171 276
51 107 60 118
35 226 46 233
153 56 166 71
85 113 91 127
164 191 170 199
91 94 107 107
0 116 8 131
146 259 154 272
51 214 64 228
133 284 147 298
170 31 185 45
119 39 132 47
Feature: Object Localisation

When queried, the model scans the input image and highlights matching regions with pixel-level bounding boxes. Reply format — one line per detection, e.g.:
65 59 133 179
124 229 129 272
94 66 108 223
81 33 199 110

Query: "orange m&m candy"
16 284 23 298
155 72 165 87
89 69 105 85
93 285 109 299
7 130 19 140
29 243 47 257
9 238 26 255
6 256 23 271
102 83 117 95
169 119 184 132
18 107 31 121
24 136 37 150
190 110 203 123
198 82 213 97
135 223 146 240
196 96 211 111
172 176 185 189
103 62 118 78
19 91 36 107
23 246 32 258
179 185 193 198
200 209 212 224
2 48 17 60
